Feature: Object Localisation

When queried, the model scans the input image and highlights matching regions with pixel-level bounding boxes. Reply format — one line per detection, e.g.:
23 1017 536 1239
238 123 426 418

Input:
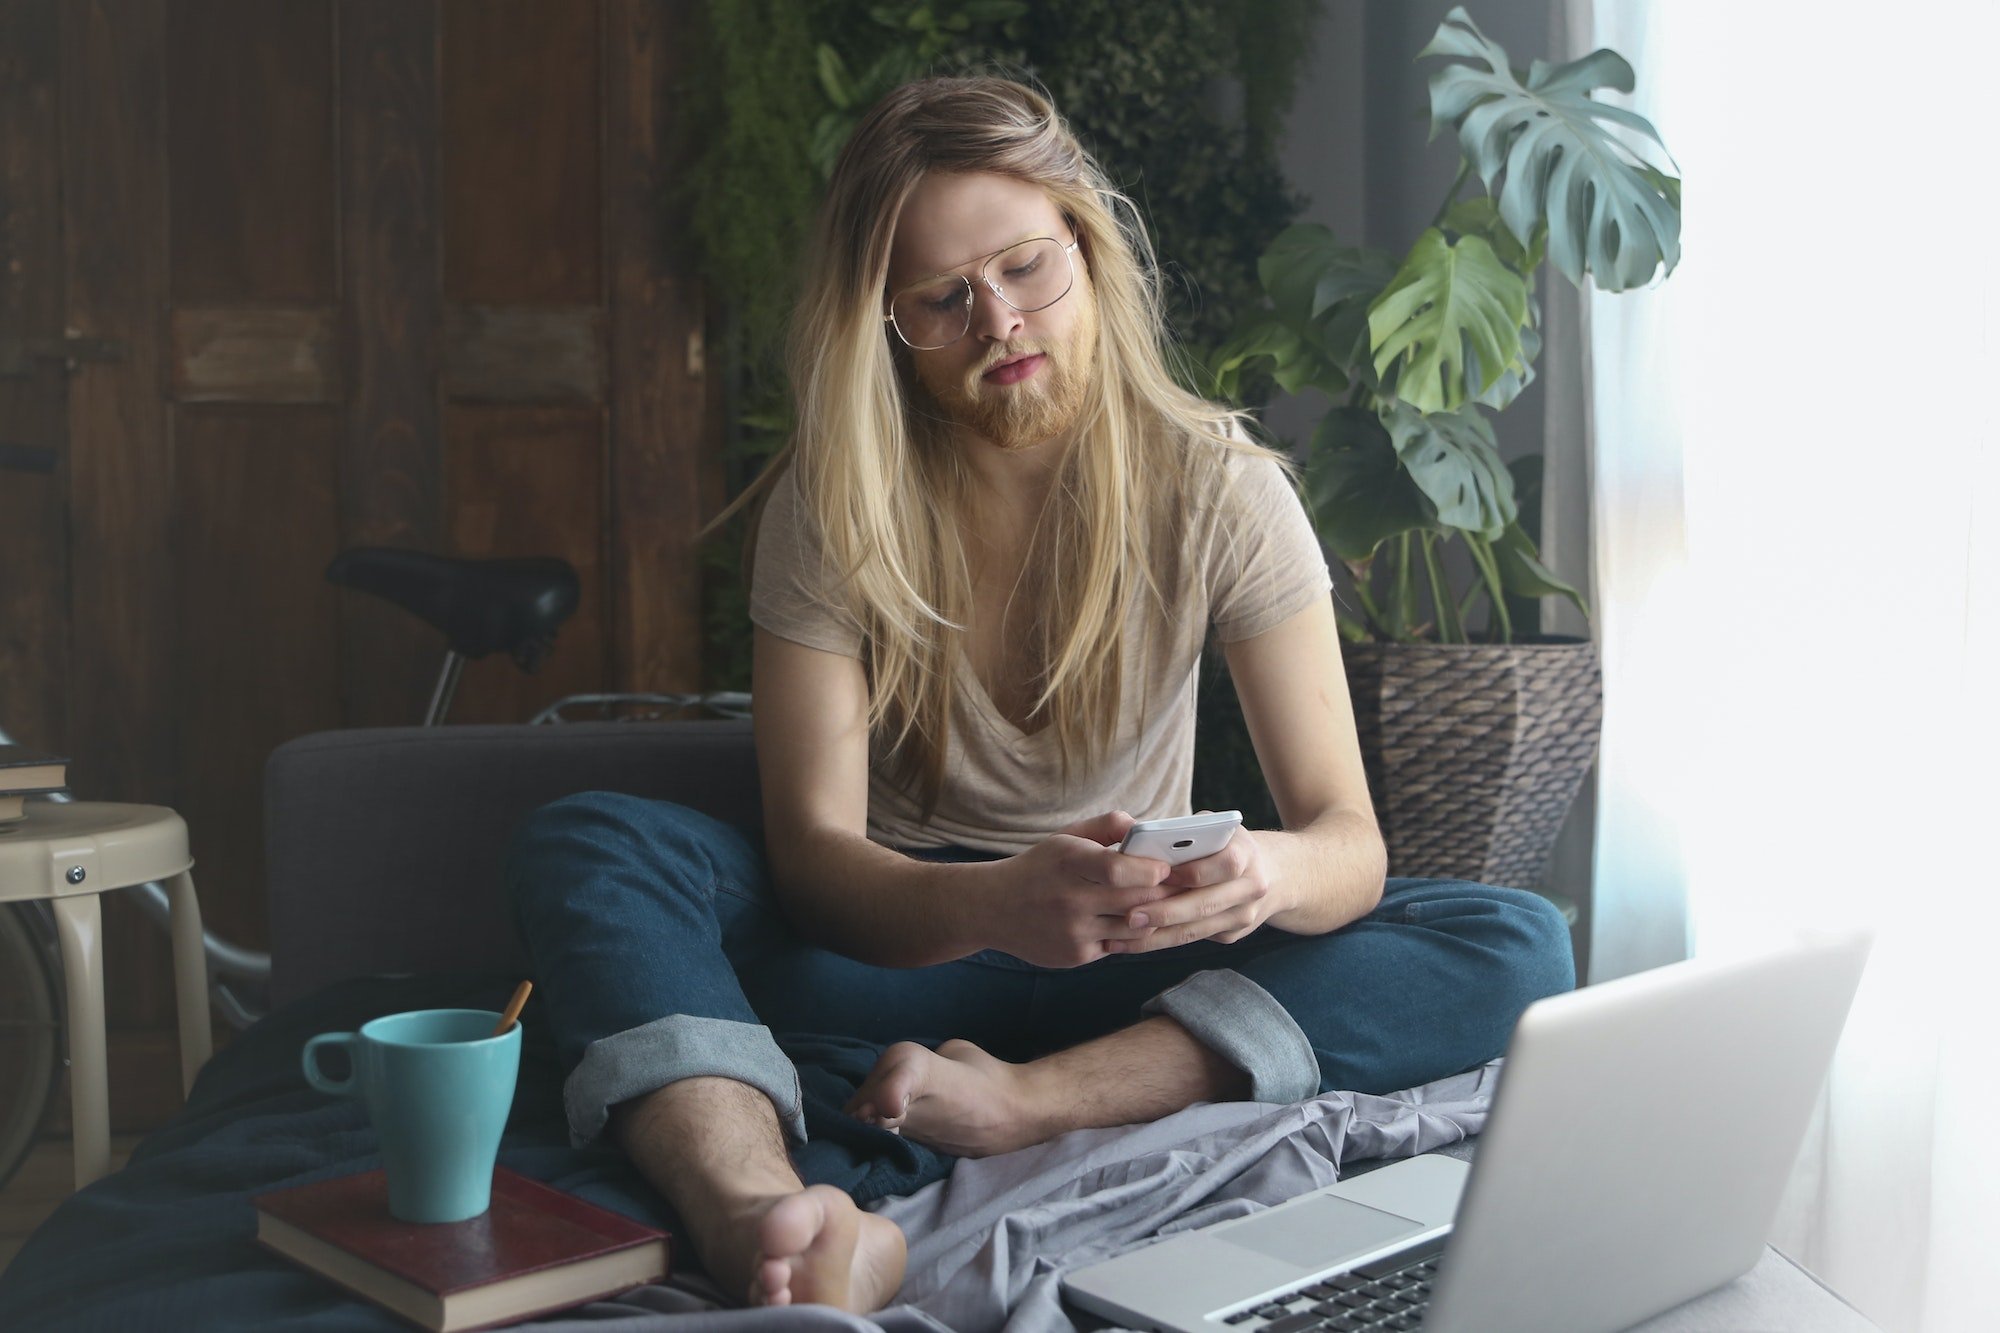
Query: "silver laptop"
1062 930 1871 1333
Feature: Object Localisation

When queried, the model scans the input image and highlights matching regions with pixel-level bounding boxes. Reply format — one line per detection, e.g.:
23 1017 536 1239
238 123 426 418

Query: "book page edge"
257 1213 443 1328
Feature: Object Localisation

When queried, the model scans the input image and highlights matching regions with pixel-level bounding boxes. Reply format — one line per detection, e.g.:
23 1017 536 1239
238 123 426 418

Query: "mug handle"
303 1032 358 1095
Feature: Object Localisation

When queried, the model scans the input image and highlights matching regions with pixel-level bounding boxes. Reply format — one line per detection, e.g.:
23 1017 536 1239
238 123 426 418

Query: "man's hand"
1107 829 1282 953
981 811 1176 968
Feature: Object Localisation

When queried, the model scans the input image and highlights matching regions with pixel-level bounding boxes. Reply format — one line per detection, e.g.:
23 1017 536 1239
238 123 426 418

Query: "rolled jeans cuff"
562 1014 808 1149
1141 968 1320 1105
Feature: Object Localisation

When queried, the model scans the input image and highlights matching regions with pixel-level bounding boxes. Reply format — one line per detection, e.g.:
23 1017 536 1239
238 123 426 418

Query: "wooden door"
0 0 721 1128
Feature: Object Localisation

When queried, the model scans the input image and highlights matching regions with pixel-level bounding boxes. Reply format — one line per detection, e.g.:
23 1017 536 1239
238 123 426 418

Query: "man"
506 76 1572 1315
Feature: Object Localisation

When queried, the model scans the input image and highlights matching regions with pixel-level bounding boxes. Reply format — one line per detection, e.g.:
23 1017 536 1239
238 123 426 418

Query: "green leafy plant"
812 2 1031 179
1210 6 1682 643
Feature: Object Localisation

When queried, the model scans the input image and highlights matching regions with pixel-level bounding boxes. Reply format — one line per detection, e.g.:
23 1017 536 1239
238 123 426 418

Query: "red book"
253 1167 671 1332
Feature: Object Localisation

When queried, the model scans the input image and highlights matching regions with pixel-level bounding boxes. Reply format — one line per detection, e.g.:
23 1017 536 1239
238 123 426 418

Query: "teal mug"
303 1008 521 1223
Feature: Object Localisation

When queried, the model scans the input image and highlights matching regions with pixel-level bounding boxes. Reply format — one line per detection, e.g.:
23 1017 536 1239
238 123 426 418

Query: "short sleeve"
748 465 867 657
1205 451 1333 643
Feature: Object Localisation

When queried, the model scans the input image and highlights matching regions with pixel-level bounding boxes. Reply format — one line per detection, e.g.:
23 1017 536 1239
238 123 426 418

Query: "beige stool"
0 803 213 1190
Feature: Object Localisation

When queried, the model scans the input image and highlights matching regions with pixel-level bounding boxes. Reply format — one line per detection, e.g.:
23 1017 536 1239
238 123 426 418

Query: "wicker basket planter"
1340 636 1601 890
1193 636 1602 894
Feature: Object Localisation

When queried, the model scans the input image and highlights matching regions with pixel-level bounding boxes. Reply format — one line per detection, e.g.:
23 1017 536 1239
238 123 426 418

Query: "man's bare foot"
715 1185 906 1312
844 1039 1054 1157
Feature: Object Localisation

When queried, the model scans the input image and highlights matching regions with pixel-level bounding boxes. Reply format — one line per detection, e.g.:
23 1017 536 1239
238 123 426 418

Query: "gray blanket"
522 1065 1497 1333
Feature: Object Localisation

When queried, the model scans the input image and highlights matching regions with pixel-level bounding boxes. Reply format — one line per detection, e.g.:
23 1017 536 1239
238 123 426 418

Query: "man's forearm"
1252 809 1388 935
767 829 1000 968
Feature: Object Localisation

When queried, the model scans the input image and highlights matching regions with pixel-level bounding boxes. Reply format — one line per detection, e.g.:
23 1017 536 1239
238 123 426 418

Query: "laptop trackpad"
1214 1196 1425 1269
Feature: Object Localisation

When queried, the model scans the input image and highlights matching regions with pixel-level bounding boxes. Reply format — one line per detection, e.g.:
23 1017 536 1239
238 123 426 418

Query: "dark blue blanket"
0 973 957 1331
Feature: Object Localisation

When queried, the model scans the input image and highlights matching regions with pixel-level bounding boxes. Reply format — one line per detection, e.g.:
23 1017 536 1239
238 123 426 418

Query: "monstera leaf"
1304 408 1435 563
1216 231 1397 401
1421 6 1680 292
1442 196 1545 276
1368 228 1530 415
1259 225 1399 326
1381 400 1515 539
1467 296 1538 411
1306 245 1398 380
1437 198 1542 410
1491 517 1587 620
1208 312 1322 400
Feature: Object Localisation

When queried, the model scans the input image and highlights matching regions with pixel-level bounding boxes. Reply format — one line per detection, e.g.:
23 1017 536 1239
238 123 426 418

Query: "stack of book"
253 1166 671 1332
0 744 67 822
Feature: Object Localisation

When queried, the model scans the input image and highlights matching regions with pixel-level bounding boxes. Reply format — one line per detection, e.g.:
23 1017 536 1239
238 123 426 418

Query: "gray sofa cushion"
263 720 758 1007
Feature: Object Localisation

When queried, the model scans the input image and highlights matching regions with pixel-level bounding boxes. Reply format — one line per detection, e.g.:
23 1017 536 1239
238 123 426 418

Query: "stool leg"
51 893 110 1191
165 871 212 1097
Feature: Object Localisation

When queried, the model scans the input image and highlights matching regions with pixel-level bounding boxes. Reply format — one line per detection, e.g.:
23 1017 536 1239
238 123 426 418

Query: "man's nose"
970 280 1024 341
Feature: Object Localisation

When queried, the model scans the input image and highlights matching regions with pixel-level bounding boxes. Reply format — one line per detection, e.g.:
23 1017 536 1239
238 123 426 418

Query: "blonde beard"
922 296 1099 451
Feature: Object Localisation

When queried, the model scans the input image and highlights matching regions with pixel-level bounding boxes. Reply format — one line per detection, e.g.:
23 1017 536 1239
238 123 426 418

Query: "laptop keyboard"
1217 1254 1439 1332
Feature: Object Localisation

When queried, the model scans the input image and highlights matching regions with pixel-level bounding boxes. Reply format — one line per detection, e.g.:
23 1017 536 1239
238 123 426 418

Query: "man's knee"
504 792 749 915
1477 883 1577 1002
1387 878 1576 998
507 791 653 917
511 790 694 856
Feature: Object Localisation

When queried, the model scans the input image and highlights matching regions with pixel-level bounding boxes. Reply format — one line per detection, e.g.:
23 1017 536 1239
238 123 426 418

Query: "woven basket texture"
1342 638 1602 890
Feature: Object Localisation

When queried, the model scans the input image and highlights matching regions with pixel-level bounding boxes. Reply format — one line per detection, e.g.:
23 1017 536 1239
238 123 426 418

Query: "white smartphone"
1118 810 1243 865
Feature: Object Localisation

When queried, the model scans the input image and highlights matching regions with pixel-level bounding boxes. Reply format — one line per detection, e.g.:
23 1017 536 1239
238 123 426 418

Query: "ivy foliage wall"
681 0 1320 698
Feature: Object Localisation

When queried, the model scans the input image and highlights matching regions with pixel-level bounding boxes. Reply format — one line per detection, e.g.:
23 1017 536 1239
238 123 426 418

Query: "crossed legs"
608 1014 1244 1313
508 798 1574 1315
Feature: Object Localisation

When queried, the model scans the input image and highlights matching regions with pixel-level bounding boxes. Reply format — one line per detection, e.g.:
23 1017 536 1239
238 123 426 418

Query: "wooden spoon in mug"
491 980 533 1037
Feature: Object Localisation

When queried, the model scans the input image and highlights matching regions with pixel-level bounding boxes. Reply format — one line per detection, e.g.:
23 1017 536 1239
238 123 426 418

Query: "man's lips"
982 353 1045 386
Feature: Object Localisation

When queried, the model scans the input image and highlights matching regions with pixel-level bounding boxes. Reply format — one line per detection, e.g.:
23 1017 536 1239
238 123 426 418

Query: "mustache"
971 342 1054 377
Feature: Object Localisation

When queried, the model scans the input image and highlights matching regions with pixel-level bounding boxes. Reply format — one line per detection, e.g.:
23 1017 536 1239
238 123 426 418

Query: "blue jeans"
504 794 1575 1148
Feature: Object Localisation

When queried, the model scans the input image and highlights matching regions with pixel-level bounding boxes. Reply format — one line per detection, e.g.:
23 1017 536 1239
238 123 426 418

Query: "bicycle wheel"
0 901 63 1190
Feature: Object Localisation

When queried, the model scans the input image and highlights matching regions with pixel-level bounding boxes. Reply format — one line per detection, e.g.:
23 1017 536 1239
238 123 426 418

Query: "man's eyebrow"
901 229 1052 284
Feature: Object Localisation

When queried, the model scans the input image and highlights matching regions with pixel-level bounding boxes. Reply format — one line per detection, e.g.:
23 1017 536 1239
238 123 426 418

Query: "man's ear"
1056 210 1086 265
885 334 927 406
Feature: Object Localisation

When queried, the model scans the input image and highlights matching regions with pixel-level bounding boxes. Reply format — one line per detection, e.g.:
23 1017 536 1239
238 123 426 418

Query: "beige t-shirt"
748 439 1331 854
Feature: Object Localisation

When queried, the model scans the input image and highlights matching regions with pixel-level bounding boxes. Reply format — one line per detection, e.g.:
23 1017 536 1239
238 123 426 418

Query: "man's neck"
956 427 1071 536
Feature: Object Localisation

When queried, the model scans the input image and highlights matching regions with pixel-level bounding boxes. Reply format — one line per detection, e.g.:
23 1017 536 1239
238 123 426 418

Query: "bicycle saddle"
324 547 580 670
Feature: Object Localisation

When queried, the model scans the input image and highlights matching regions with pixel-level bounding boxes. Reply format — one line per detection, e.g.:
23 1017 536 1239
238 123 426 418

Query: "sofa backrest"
264 720 759 1007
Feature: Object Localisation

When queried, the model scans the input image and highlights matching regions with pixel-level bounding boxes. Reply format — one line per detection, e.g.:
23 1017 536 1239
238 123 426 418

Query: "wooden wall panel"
605 0 714 695
0 464 66 749
443 304 604 403
0 0 70 755
61 0 175 1029
337 0 444 729
167 0 335 303
171 306 341 402
443 404 605 724
442 0 601 302
19 0 719 1127
173 405 343 947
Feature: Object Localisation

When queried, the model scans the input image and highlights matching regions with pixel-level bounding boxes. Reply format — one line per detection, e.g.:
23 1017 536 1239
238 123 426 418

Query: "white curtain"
1579 3 2000 1330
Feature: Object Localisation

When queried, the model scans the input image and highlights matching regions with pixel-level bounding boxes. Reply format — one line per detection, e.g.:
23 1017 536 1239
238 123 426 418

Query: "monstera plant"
1196 7 1682 896
1212 6 1681 644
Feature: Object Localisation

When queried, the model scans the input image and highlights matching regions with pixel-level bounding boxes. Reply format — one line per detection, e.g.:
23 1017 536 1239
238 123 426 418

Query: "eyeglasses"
884 236 1081 351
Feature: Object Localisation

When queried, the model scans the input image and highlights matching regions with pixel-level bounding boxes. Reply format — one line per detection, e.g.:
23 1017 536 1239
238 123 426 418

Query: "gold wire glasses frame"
883 237 1082 351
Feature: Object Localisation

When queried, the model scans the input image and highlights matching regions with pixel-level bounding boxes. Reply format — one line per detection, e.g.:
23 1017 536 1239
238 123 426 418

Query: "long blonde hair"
740 75 1288 812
